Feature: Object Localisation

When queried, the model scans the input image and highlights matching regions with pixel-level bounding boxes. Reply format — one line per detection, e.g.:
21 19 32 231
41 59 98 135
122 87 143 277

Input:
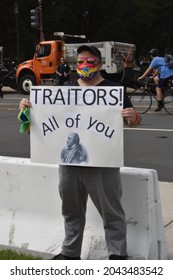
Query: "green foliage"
1 0 173 62
0 249 42 260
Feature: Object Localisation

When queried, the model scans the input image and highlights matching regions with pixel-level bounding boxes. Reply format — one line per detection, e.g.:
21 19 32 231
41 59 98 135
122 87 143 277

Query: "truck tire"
19 75 36 95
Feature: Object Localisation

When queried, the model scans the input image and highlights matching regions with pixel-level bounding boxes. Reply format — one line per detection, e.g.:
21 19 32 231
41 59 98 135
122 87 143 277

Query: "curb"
2 87 17 93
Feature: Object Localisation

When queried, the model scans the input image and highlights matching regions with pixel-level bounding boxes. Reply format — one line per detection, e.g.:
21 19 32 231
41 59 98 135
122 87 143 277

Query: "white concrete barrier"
121 167 167 260
0 156 167 259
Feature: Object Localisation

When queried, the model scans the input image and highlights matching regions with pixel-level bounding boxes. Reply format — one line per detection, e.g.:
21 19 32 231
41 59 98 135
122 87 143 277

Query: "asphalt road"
0 90 173 182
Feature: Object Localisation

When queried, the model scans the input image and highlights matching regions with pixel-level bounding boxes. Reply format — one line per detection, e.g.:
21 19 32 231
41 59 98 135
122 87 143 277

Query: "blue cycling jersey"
150 56 173 79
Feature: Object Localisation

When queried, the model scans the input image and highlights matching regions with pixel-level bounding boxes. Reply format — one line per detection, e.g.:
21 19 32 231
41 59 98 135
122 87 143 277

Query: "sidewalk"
159 181 173 259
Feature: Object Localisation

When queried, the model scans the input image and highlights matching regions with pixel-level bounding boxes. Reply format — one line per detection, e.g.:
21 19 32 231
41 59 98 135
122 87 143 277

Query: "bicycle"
128 77 173 115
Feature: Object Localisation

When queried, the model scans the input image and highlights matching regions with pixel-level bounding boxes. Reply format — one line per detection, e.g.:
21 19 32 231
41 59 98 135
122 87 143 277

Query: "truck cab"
16 40 65 94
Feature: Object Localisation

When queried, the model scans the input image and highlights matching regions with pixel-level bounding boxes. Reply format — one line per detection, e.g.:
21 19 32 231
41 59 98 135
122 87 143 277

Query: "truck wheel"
19 75 36 95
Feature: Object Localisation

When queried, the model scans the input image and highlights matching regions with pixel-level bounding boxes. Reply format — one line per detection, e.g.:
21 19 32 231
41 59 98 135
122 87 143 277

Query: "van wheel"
19 75 36 95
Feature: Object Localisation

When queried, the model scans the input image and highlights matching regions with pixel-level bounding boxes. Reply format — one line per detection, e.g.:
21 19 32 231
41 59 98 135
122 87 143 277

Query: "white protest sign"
30 86 124 167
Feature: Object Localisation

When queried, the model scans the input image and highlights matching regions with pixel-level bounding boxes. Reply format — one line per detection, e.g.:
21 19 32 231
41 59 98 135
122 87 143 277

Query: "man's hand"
121 107 141 127
19 98 31 110
137 76 144 81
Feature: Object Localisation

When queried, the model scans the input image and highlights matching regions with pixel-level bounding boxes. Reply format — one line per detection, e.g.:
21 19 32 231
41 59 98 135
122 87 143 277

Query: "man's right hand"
137 76 144 81
19 98 31 110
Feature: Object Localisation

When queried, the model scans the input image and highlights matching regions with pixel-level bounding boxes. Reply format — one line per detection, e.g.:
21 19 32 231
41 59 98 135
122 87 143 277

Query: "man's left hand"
121 108 141 127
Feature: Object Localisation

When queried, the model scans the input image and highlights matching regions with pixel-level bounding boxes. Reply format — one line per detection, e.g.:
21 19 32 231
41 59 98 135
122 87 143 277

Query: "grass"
0 249 43 260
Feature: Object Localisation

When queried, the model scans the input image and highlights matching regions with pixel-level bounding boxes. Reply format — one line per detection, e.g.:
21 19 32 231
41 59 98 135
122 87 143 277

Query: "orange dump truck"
16 40 138 94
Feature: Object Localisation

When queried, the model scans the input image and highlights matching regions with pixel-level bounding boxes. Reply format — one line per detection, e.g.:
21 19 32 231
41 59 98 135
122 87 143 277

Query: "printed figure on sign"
60 132 89 164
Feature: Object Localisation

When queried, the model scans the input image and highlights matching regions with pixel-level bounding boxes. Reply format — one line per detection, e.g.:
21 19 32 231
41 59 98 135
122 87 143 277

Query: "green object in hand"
17 107 30 133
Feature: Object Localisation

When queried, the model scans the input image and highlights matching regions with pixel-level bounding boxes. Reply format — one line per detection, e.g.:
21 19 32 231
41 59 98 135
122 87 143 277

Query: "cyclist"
138 48 173 112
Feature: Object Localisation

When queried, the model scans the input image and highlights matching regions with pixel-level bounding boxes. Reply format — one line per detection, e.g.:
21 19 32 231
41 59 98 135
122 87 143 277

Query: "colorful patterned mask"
77 62 98 81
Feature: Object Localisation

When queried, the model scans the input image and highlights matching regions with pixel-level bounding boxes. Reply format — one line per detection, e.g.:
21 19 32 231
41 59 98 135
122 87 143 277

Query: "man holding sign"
19 45 141 260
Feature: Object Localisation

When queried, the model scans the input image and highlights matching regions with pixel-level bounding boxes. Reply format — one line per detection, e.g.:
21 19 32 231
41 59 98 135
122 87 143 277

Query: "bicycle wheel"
129 88 152 114
164 89 173 115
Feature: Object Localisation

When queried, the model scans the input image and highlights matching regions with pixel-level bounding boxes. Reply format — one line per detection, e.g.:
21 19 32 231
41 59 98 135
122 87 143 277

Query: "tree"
1 0 173 63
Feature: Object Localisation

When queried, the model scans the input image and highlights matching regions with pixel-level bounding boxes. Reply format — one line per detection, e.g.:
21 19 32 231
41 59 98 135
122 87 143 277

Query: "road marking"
0 103 18 105
124 127 173 132
0 103 19 111
0 108 18 111
2 97 22 100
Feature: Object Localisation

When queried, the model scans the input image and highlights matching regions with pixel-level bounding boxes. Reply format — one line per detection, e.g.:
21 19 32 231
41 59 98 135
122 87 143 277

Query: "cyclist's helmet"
149 48 159 57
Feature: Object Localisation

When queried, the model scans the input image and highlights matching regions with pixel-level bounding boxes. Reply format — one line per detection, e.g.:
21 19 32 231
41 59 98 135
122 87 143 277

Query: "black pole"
38 0 44 41
14 2 20 63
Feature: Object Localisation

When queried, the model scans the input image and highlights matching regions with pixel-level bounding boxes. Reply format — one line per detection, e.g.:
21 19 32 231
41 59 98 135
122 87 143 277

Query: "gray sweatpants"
59 165 127 258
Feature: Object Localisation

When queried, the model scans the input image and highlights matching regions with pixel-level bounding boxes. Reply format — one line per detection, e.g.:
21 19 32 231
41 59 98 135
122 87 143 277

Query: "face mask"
77 62 98 81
